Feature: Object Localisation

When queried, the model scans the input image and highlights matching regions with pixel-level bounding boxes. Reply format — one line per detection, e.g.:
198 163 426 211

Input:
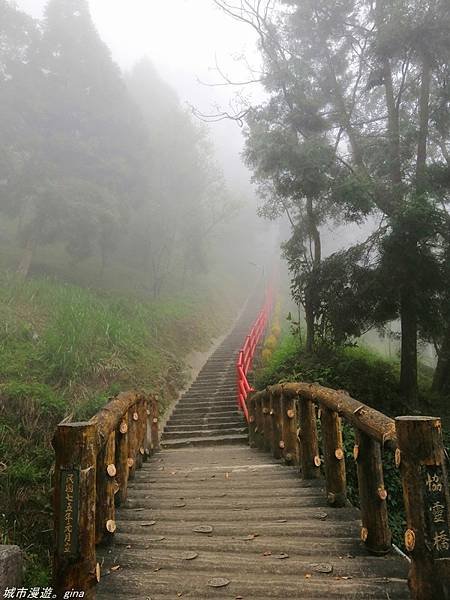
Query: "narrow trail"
96 300 409 600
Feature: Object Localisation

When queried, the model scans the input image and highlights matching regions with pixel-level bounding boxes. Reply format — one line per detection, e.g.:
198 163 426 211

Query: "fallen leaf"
273 553 289 560
193 525 213 534
305 573 312 579
181 552 199 561
110 565 120 572
312 563 333 574
314 512 328 520
263 551 272 556
141 521 156 527
208 578 230 588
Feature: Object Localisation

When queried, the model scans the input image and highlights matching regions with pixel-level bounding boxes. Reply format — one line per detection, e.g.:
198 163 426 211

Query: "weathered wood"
355 430 391 555
298 398 321 479
135 399 146 470
262 393 272 453
93 391 145 447
395 416 450 600
255 383 397 448
280 391 300 465
127 405 139 480
53 422 97 599
248 392 257 448
150 395 160 452
96 430 116 546
320 407 347 507
115 413 129 506
254 395 264 450
269 389 282 459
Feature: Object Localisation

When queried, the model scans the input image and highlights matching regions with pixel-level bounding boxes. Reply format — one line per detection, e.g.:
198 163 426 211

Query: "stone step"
162 427 247 440
161 433 248 448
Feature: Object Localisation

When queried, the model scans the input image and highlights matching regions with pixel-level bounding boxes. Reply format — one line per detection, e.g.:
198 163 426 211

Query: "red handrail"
236 287 274 422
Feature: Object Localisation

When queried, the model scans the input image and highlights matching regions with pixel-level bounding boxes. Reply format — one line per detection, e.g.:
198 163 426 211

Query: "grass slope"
0 271 241 583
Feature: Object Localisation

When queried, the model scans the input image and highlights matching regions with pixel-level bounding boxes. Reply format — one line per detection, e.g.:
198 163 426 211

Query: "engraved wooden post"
115 413 129 506
395 416 450 600
281 392 300 465
320 407 346 507
355 430 391 555
262 393 272 453
150 395 160 452
95 430 116 545
298 397 321 479
270 389 283 459
127 405 139 480
53 422 97 598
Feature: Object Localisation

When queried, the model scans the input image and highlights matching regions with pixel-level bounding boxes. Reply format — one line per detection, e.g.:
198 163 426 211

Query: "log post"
115 413 129 506
298 397 321 479
248 394 257 448
135 398 146 470
254 395 264 450
281 392 300 465
96 431 116 545
150 395 160 452
355 430 391 555
53 422 97 599
320 407 347 507
144 397 151 460
395 416 450 600
127 405 139 480
262 393 272 453
270 389 283 459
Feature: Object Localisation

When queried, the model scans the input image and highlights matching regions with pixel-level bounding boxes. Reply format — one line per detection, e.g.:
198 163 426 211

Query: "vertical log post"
115 413 129 506
262 393 272 452
150 395 160 452
270 389 283 459
144 397 151 460
96 431 116 545
248 394 257 448
298 397 321 479
354 430 391 555
281 392 300 465
320 407 347 507
254 395 264 450
395 416 450 600
53 422 97 599
135 398 146 470
127 405 139 480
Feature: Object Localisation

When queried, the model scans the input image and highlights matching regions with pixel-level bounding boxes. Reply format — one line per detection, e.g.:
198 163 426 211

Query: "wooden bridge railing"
52 391 160 598
248 383 450 600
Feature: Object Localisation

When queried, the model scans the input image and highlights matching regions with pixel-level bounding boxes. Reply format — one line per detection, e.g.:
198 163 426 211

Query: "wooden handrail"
52 391 159 599
248 383 450 600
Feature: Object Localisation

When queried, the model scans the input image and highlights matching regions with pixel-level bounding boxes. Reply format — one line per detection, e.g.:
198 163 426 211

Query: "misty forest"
0 0 449 598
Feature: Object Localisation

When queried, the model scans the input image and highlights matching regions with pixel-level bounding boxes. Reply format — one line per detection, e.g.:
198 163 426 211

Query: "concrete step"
163 427 247 440
161 433 248 448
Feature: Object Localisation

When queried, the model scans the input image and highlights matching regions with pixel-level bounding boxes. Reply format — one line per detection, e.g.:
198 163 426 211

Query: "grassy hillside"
256 333 450 549
0 270 244 584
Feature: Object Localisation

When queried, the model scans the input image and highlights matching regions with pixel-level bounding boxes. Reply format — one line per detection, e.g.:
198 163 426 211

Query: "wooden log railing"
248 383 450 600
52 391 160 599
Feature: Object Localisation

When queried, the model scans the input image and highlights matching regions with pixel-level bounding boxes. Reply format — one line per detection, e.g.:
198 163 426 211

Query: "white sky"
16 0 265 188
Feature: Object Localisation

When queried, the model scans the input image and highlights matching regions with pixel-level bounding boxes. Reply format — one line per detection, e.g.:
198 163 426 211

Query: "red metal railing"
236 288 274 421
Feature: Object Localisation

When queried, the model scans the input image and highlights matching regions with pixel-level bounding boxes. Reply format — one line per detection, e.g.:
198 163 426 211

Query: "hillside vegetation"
0 270 243 583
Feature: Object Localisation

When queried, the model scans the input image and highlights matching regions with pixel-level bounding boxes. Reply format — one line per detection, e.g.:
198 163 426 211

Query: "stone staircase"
161 299 261 448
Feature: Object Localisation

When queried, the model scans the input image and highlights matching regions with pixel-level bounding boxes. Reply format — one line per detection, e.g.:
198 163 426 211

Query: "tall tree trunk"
304 197 321 353
432 327 450 394
416 54 431 193
400 286 418 409
16 238 36 279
